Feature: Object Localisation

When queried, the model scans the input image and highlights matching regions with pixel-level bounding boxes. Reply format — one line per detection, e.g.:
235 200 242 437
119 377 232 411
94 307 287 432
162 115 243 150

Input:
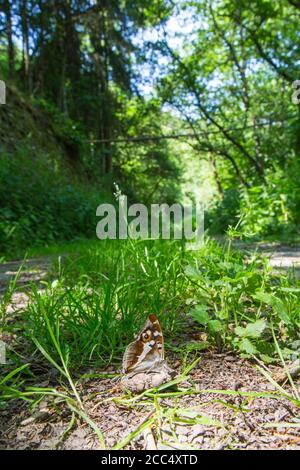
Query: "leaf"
278 287 300 293
184 265 201 279
32 338 66 378
112 414 155 450
243 319 267 338
68 404 106 449
185 341 209 352
254 291 291 325
208 320 222 333
234 326 245 337
0 364 30 386
191 305 209 325
174 409 222 426
276 302 291 325
253 292 274 305
239 338 257 355
195 415 222 427
259 354 276 364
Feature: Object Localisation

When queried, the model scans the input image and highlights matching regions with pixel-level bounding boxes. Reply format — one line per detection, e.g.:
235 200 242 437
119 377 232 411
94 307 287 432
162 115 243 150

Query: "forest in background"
1 0 300 255
2 1 300 451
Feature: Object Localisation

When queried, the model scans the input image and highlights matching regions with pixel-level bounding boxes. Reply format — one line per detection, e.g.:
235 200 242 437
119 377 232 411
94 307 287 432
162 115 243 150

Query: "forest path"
233 242 300 274
1 243 300 294
0 256 58 314
1 243 300 314
0 257 53 294
2 345 300 450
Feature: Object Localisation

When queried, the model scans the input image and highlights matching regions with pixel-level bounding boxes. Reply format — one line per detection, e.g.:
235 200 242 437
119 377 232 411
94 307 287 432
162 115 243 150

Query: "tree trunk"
91 0 113 175
100 1 112 174
210 156 224 197
4 0 15 79
20 0 31 93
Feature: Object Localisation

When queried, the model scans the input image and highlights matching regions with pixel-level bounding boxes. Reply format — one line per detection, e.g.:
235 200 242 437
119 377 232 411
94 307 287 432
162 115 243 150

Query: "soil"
1 246 300 450
1 352 299 450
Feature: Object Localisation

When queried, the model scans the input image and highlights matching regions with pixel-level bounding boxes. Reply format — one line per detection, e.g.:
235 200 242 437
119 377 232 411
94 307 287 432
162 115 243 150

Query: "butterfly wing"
149 313 164 360
122 314 164 373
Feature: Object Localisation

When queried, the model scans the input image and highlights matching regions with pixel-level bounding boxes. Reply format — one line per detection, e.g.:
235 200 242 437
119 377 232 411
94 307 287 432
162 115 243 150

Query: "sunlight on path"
0 257 52 295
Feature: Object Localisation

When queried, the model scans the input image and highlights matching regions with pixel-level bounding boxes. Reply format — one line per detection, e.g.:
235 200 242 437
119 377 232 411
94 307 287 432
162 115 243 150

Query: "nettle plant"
185 238 300 362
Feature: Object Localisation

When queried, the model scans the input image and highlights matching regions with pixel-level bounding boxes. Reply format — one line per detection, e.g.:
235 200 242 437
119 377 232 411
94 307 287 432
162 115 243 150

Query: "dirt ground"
1 352 299 450
1 246 300 450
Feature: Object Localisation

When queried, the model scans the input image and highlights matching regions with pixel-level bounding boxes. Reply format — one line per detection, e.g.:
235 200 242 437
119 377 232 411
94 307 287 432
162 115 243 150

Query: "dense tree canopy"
1 0 300 236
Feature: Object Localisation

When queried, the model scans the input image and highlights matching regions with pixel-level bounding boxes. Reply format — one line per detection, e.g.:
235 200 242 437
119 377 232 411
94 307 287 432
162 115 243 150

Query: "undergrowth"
1 234 300 448
0 150 112 257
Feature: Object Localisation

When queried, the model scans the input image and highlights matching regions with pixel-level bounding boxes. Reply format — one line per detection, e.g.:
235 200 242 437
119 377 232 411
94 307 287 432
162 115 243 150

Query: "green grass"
2 233 300 374
22 238 187 371
26 238 101 259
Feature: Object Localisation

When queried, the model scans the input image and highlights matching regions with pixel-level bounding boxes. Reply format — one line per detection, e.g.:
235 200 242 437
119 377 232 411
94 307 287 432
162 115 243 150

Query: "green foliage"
0 151 109 255
154 0 300 238
115 96 182 203
36 99 85 150
2 236 300 396
3 0 300 238
206 189 240 235
239 162 300 238
185 238 300 361
207 158 300 237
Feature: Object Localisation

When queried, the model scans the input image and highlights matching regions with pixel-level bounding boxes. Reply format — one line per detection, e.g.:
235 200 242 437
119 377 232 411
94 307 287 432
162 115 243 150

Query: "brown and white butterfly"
122 314 164 374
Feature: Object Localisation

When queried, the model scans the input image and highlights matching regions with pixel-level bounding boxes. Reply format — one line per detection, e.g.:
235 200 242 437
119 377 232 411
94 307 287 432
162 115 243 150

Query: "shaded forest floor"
1 242 300 450
1 341 300 450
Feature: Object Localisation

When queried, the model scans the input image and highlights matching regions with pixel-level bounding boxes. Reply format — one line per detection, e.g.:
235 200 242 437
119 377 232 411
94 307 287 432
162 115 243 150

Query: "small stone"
225 355 237 362
193 436 204 445
263 383 276 391
176 425 189 436
20 417 35 426
217 428 228 438
233 381 243 390
20 411 50 426
157 442 175 450
190 424 205 437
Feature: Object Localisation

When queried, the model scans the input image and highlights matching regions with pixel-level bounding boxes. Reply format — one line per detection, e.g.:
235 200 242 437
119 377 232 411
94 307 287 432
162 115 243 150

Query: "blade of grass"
271 324 300 400
112 412 155 450
264 422 300 429
0 363 29 386
68 403 106 450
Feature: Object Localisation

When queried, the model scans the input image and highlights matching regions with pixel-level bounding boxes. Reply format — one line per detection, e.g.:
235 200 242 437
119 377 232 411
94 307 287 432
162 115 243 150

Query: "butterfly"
122 314 164 374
